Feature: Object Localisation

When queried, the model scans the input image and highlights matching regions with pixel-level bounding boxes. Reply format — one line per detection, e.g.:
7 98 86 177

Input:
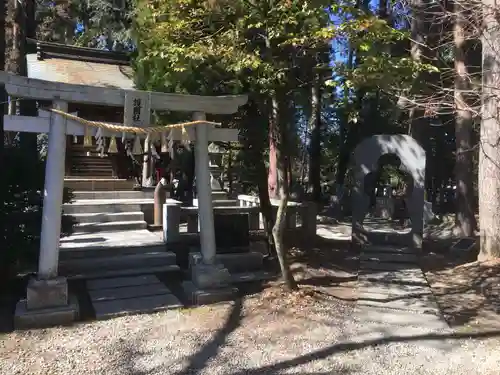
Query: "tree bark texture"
478 0 500 260
453 0 477 237
307 72 322 202
270 92 297 290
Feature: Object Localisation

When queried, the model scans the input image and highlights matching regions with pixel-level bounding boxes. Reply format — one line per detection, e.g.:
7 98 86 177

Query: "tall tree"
453 0 477 236
478 0 500 259
307 69 322 202
0 0 5 151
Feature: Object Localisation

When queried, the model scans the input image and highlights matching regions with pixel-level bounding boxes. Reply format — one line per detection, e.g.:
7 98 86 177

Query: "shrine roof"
26 39 134 90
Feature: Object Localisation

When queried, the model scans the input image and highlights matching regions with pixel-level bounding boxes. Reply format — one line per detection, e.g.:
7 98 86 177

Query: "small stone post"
163 200 182 243
154 178 168 226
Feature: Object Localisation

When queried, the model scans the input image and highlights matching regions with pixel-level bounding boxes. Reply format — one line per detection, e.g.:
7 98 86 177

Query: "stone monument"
351 134 426 249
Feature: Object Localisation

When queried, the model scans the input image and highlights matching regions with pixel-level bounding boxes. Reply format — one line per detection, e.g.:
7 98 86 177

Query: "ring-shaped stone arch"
351 134 426 249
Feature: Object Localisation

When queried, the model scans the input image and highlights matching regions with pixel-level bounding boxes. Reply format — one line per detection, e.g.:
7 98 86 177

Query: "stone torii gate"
0 72 247 326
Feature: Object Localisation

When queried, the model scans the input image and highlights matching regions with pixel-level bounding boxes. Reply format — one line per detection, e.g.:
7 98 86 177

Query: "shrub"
1 144 74 282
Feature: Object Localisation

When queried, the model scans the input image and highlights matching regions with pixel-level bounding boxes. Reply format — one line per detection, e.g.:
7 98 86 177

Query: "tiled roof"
26 54 135 89
25 39 134 89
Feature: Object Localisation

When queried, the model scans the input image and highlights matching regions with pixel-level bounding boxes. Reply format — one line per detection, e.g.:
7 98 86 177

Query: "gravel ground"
1 290 500 375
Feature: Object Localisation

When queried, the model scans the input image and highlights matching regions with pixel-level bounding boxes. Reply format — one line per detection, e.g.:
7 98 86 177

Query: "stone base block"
189 252 264 273
182 281 238 306
15 295 79 329
191 262 231 289
26 277 69 310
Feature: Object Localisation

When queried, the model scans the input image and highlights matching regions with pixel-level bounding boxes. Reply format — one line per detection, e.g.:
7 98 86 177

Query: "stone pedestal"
15 277 79 329
374 197 394 219
182 262 237 305
187 214 199 233
301 202 317 237
163 201 181 243
286 209 297 229
248 210 260 230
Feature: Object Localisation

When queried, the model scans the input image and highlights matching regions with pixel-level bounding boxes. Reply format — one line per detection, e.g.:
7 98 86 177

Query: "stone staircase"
193 190 239 207
64 177 135 191
59 230 179 280
64 190 154 234
69 143 114 178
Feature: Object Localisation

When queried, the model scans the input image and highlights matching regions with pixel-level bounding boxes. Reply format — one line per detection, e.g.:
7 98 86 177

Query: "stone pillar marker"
182 112 232 303
39 100 68 279
194 112 217 264
16 101 79 328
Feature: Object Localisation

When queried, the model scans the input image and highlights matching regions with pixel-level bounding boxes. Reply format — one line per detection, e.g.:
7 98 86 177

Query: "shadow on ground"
113 291 500 375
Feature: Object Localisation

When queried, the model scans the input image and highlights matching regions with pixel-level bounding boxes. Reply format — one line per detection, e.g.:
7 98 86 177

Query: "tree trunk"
307 72 322 202
0 0 5 151
408 0 427 141
256 157 275 255
453 0 477 237
7 0 38 153
268 132 279 199
478 0 500 260
242 99 275 254
271 92 297 290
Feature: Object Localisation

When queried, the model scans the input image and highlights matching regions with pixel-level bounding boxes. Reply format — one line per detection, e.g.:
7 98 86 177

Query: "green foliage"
36 0 134 50
1 145 75 280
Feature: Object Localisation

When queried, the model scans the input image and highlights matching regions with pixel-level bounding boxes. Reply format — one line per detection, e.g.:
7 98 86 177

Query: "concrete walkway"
352 244 450 344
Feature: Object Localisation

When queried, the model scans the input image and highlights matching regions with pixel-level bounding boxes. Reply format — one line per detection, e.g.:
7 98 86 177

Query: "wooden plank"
0 71 247 114
4 115 239 141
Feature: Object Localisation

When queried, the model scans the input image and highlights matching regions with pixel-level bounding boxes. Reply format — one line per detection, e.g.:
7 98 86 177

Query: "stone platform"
59 230 180 279
353 242 449 342
87 275 182 319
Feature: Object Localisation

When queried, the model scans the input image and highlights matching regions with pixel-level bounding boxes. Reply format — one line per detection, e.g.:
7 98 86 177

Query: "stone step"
64 177 119 181
70 170 113 177
212 191 228 199
364 232 408 246
188 252 264 273
63 200 152 214
352 309 449 342
72 190 155 200
64 179 135 191
353 305 445 324
360 252 418 263
69 173 113 179
181 280 238 306
359 269 428 285
193 199 239 207
71 164 113 174
72 220 148 233
89 283 172 303
71 166 113 172
357 295 440 314
71 153 113 159
363 245 417 254
230 270 276 284
59 252 177 277
357 281 431 296
92 292 182 320
64 264 180 280
68 212 145 224
86 275 160 290
71 158 112 164
60 243 166 261
360 261 420 272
